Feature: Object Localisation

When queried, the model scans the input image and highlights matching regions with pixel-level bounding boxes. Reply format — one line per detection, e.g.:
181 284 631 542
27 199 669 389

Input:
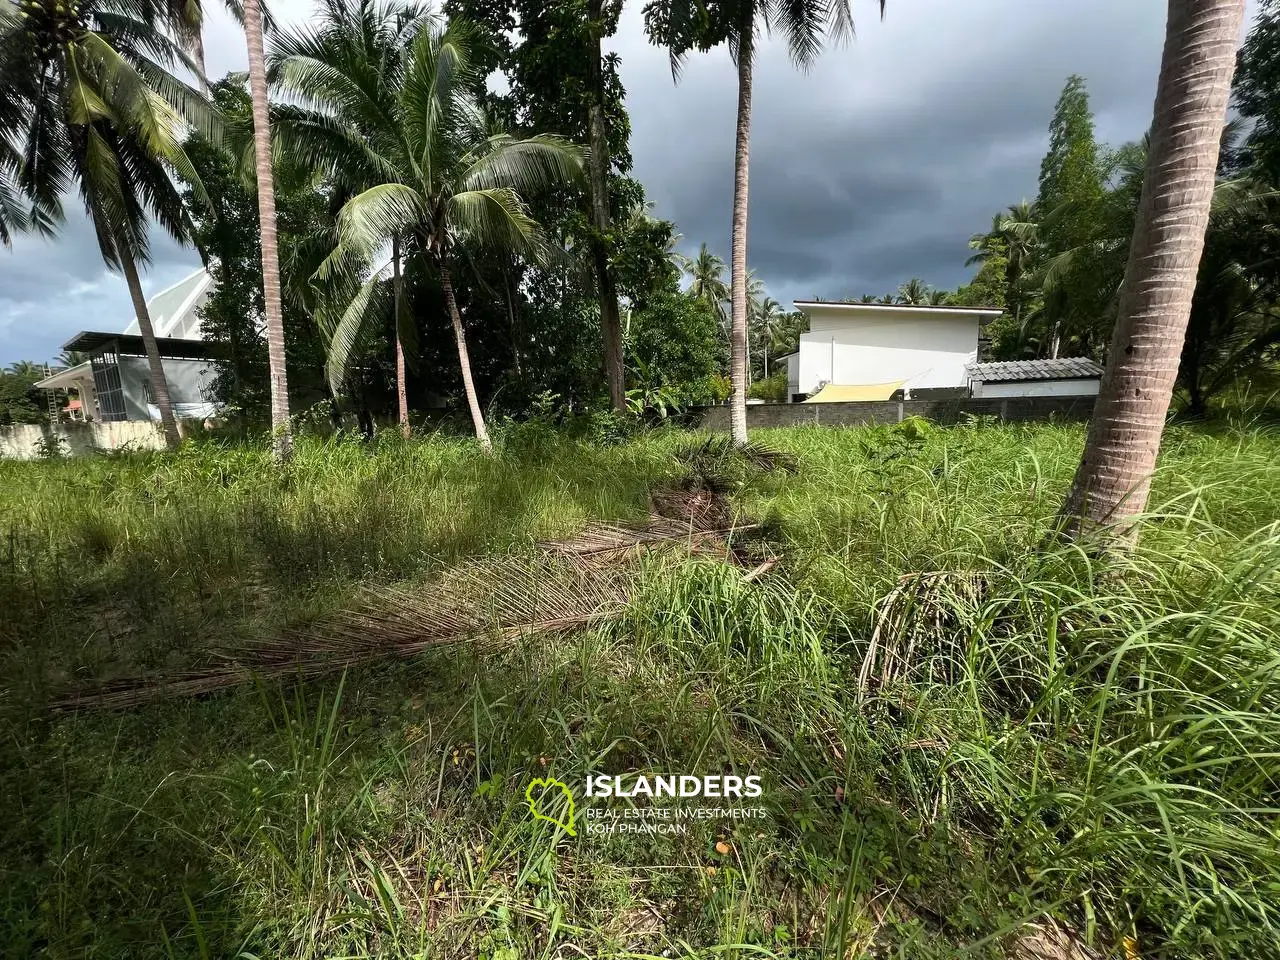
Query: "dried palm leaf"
53 557 628 712
857 570 989 692
538 514 751 562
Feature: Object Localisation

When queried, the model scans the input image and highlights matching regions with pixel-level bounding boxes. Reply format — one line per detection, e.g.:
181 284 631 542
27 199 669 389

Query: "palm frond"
448 186 552 263
320 265 391 392
337 182 426 256
461 134 585 196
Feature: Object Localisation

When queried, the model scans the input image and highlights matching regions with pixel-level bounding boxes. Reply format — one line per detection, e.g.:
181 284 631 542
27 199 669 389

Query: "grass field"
1 416 1279 958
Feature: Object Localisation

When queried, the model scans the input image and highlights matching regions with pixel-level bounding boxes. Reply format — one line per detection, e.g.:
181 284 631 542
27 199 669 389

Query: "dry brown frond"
857 570 989 692
52 557 628 712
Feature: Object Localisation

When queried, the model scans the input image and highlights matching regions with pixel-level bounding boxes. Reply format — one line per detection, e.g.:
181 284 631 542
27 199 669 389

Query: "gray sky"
0 0 1261 364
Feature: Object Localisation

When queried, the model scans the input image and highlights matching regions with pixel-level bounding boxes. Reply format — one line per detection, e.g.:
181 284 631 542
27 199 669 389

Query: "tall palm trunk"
441 263 492 453
120 249 181 449
392 235 409 437
728 27 754 447
242 0 293 463
586 0 625 412
1059 0 1243 542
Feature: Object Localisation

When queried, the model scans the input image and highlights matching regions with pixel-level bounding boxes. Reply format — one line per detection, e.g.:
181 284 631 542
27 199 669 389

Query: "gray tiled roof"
965 357 1104 382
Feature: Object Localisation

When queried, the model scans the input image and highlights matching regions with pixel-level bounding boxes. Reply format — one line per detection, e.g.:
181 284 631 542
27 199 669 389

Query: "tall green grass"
1 418 1278 957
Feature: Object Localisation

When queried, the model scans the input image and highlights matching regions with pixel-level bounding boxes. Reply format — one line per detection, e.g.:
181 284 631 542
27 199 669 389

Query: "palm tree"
274 16 582 452
239 0 294 461
268 0 429 438
752 295 786 377
895 277 932 304
586 0 625 412
1 0 213 451
1059 0 1245 543
647 0 873 447
683 243 729 322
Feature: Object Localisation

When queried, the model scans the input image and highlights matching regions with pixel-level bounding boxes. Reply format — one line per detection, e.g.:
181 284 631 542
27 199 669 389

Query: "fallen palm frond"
53 505 776 711
539 514 751 562
53 557 629 712
857 570 990 692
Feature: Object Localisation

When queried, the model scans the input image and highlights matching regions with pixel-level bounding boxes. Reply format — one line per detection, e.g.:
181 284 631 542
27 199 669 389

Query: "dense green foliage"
627 290 721 406
2 419 1279 956
956 38 1280 409
182 81 337 425
0 362 52 424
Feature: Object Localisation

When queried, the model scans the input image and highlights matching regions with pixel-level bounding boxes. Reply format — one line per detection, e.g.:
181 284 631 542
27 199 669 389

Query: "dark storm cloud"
610 0 1260 306
0 0 1261 362
1 208 200 361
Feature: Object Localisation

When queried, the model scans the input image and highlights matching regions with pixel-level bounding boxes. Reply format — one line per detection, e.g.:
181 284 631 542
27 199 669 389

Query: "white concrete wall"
976 379 1101 399
0 421 192 459
786 354 800 401
794 306 981 395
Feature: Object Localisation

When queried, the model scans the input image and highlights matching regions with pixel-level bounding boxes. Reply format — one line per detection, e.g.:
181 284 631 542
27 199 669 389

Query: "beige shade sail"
802 381 905 403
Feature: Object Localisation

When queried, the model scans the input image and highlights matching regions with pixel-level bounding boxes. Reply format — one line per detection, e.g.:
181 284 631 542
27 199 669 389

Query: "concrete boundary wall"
0 420 194 460
693 396 1097 431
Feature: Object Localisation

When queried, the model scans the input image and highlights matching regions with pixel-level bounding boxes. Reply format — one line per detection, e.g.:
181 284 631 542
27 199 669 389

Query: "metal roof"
122 269 212 339
61 331 222 360
966 357 1104 382
34 361 94 390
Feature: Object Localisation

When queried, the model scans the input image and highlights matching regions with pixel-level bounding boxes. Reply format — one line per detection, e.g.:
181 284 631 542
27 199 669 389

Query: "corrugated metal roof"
966 358 1103 382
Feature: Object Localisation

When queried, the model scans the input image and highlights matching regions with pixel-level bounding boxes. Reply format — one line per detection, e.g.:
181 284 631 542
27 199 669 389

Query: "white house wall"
117 357 216 420
795 308 981 396
976 379 1101 399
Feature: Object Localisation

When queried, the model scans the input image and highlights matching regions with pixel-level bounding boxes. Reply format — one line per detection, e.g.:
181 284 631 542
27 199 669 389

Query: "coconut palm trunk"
586 0 625 412
392 235 409 437
120 249 181 449
441 263 492 453
728 27 754 447
242 0 293 462
1059 0 1244 542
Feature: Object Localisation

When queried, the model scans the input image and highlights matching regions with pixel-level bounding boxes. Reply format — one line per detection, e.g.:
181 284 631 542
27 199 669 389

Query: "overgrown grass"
1 417 1278 958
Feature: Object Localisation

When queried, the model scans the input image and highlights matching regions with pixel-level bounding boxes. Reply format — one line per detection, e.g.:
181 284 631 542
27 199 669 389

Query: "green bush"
748 370 788 402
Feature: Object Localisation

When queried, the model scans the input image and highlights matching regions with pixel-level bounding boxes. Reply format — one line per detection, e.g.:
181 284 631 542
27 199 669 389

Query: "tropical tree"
273 16 583 452
1 0 214 450
895 277 932 304
751 294 786 377
682 243 729 321
586 0 625 411
267 0 430 437
240 0 294 460
646 0 873 447
1059 0 1245 543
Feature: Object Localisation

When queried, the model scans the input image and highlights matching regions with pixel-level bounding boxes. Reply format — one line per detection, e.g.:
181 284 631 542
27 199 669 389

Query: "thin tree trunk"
1059 0 1243 542
586 0 625 412
120 251 181 449
728 27 754 447
191 28 209 94
242 0 293 463
392 235 409 438
441 263 492 453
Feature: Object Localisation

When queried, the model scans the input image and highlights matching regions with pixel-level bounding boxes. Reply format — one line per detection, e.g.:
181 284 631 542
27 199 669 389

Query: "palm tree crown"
1 0 214 448
272 9 583 450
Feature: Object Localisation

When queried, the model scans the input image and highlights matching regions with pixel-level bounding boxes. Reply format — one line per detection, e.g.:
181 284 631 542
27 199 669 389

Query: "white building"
35 269 219 422
782 301 1004 402
966 358 1103 398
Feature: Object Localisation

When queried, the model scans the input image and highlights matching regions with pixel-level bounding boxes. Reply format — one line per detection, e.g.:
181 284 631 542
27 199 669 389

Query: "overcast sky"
0 0 1261 364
